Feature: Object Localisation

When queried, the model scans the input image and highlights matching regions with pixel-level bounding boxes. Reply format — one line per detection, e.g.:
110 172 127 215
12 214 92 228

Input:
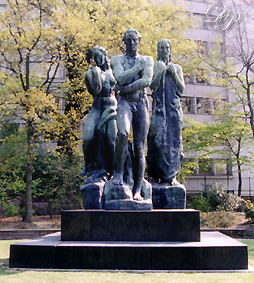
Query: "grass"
0 239 254 283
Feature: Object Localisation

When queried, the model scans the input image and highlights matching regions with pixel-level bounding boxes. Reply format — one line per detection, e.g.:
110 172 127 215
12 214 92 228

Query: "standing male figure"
110 27 154 200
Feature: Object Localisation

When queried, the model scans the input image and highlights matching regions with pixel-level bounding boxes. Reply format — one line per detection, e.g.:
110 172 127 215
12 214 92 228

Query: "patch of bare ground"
0 215 61 230
198 211 253 229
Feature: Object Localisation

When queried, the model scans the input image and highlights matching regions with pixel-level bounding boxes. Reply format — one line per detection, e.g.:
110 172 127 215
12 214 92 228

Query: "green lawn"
0 239 254 283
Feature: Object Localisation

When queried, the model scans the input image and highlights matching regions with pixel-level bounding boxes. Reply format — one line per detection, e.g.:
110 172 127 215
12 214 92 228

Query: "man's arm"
115 56 154 94
111 56 146 86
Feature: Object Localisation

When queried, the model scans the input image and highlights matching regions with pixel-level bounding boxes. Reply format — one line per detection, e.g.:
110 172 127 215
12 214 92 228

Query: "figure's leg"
132 98 150 200
106 118 117 176
83 109 100 175
112 99 132 185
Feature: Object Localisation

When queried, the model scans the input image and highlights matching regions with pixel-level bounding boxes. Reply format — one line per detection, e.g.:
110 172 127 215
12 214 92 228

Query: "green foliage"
178 158 197 181
190 195 211 212
33 154 83 213
190 182 243 212
203 183 243 211
1 202 19 218
244 200 254 222
0 126 83 216
0 129 26 217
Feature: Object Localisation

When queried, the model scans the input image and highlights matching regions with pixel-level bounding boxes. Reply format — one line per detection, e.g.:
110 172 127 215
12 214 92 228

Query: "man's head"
123 27 142 55
157 39 172 62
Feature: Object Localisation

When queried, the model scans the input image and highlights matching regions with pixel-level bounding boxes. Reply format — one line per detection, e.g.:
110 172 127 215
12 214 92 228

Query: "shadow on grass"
0 259 23 276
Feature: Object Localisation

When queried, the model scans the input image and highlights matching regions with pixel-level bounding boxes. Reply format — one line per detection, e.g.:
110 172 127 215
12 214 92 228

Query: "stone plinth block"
80 181 105 209
103 178 152 210
61 209 200 242
104 199 152 210
104 181 132 201
152 183 186 209
9 232 248 270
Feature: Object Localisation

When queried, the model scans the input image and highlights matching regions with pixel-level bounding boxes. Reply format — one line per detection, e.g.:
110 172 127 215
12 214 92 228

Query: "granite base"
9 232 248 270
61 209 200 242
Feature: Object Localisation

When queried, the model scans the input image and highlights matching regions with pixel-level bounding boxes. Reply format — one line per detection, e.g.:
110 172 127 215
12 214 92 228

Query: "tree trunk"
24 122 34 223
237 161 242 197
246 87 254 138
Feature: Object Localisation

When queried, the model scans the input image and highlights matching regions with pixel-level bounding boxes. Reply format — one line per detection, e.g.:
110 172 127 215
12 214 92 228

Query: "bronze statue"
82 45 117 184
147 39 185 185
110 27 154 201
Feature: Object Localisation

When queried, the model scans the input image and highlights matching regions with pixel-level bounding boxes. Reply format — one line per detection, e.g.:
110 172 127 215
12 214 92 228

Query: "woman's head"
157 39 172 62
92 45 110 70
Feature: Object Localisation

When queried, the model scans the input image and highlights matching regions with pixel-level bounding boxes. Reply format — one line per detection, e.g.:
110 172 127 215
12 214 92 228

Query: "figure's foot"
112 173 124 186
133 192 144 201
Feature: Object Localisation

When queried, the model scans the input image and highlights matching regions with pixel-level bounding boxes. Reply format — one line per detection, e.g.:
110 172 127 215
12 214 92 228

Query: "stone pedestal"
9 230 248 270
152 183 186 209
61 210 200 242
80 181 105 209
103 179 152 210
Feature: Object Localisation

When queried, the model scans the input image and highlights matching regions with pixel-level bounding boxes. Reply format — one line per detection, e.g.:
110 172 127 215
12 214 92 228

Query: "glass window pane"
196 97 210 114
181 96 193 113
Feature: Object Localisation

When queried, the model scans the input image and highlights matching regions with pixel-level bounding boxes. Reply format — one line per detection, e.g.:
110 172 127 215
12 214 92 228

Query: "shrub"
244 200 254 222
190 182 243 212
203 182 243 211
190 195 211 212
1 202 19 217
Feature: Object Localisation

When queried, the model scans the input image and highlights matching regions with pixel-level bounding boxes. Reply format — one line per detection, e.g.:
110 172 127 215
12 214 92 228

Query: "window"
210 42 224 54
181 96 193 114
54 96 65 115
196 40 208 55
185 158 232 176
198 159 213 175
193 13 207 29
215 159 232 176
196 97 210 114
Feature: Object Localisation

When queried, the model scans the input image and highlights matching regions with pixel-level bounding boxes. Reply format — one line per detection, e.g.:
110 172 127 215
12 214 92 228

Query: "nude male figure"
110 27 154 200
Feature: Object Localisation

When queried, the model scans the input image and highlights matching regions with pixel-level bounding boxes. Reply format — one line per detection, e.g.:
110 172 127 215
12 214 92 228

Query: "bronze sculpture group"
82 28 185 210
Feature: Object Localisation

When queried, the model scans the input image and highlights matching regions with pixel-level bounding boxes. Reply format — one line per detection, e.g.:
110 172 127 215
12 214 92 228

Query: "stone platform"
9 232 248 270
61 209 200 242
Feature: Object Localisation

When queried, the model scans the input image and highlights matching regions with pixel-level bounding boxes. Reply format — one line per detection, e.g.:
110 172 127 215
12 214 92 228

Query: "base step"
9 232 248 270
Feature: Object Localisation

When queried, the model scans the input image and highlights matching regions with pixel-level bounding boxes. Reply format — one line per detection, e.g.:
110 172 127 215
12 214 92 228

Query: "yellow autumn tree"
0 0 197 222
0 0 94 222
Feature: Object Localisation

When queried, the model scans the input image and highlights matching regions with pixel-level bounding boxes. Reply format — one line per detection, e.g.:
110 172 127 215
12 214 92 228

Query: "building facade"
182 0 254 197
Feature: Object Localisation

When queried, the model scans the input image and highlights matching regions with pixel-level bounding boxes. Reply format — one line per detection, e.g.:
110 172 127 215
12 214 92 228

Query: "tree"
183 101 254 196
202 0 254 137
0 0 69 222
0 0 197 221
0 126 26 217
